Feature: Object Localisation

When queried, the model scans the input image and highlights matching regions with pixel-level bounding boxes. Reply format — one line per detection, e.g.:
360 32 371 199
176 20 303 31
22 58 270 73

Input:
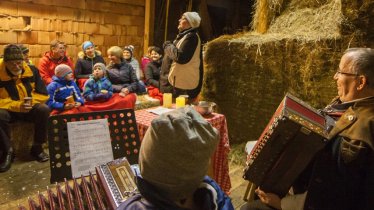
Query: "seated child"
46 64 84 113
83 63 113 102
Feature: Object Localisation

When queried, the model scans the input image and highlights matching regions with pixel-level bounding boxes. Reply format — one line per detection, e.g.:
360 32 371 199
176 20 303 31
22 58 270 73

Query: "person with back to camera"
83 63 113 102
242 48 374 210
160 11 204 103
38 40 74 85
0 44 50 172
46 64 84 115
75 41 106 90
116 107 234 210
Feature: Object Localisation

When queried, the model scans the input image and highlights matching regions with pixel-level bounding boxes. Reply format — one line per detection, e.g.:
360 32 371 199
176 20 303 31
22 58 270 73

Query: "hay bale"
202 0 373 143
10 122 34 159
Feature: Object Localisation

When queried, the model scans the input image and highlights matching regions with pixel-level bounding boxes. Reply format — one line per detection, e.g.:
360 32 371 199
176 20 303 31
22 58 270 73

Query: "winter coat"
144 59 161 88
46 76 84 111
83 75 113 101
0 58 48 112
116 176 234 210
295 97 374 210
125 57 141 80
107 61 139 93
38 51 74 85
75 51 105 79
160 27 203 99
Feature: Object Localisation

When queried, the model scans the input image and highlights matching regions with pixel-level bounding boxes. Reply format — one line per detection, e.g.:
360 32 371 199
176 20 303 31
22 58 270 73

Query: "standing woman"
75 41 105 90
160 12 203 102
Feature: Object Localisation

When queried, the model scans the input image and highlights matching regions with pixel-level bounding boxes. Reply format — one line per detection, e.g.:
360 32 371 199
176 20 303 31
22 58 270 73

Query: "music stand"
47 109 140 183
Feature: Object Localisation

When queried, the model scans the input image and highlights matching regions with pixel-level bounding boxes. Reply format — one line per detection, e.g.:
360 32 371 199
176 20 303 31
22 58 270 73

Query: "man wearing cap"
0 44 51 172
117 107 234 210
75 41 106 90
38 39 74 85
160 11 204 102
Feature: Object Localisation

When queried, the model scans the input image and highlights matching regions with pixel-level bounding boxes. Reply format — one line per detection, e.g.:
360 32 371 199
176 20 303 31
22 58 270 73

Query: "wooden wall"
0 0 146 66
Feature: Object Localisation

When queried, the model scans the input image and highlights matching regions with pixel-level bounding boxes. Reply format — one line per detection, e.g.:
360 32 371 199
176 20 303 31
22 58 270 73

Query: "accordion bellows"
19 158 137 210
243 93 329 196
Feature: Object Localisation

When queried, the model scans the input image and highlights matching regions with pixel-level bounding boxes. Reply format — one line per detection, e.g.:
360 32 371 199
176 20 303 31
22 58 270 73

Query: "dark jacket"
46 76 84 110
299 97 374 210
160 28 203 99
107 61 139 93
74 51 105 79
145 59 161 88
117 176 234 210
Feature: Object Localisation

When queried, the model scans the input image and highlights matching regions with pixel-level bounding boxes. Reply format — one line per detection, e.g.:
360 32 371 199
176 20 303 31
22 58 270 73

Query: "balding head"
342 48 374 88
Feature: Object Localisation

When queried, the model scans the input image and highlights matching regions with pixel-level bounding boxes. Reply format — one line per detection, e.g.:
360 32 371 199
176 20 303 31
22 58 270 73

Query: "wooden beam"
144 0 155 55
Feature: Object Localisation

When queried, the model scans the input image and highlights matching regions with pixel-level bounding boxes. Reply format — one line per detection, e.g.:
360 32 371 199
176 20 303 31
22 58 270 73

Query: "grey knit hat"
93 62 107 75
139 107 219 200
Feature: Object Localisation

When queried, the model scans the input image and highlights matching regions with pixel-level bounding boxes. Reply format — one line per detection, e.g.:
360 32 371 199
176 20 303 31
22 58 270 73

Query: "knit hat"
55 64 72 78
123 45 134 56
93 62 107 74
139 107 219 200
3 44 24 62
82 41 94 51
183 12 201 28
19 45 29 54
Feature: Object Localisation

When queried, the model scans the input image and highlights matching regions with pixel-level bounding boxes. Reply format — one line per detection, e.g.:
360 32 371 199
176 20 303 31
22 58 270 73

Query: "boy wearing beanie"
46 64 84 113
0 44 50 172
83 62 113 102
117 107 234 210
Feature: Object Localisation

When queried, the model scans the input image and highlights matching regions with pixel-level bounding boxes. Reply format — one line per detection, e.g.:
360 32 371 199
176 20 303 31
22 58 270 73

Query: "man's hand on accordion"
255 187 282 209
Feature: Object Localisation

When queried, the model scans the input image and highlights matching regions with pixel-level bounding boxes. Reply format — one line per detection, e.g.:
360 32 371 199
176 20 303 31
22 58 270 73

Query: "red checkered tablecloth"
135 108 231 193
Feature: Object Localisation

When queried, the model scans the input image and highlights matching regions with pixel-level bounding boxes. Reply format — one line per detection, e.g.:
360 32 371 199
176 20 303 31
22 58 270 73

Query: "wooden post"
144 0 155 56
164 0 170 42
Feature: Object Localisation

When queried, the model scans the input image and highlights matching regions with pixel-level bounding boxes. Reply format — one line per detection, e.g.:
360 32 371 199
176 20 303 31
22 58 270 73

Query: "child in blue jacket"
46 64 84 111
83 63 113 102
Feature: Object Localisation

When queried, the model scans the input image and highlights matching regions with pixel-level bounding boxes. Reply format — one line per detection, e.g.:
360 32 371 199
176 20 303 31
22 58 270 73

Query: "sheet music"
147 107 173 115
68 119 113 177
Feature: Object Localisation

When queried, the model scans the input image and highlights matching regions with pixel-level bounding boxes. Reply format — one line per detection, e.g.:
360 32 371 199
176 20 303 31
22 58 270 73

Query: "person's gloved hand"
163 41 172 49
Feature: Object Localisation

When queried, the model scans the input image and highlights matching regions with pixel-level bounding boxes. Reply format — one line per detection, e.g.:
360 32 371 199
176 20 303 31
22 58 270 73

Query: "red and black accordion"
243 93 329 196
18 158 137 210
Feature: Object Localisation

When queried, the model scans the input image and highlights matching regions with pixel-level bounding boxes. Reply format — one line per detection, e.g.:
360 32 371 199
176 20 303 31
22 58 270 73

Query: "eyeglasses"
335 70 358 77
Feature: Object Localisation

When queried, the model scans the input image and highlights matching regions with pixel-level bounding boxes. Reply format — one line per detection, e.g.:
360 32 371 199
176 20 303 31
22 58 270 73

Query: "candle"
176 96 185 108
163 93 172 108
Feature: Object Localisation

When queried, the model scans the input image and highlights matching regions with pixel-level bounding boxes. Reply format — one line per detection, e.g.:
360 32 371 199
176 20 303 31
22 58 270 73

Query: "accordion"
243 93 329 196
18 158 138 210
